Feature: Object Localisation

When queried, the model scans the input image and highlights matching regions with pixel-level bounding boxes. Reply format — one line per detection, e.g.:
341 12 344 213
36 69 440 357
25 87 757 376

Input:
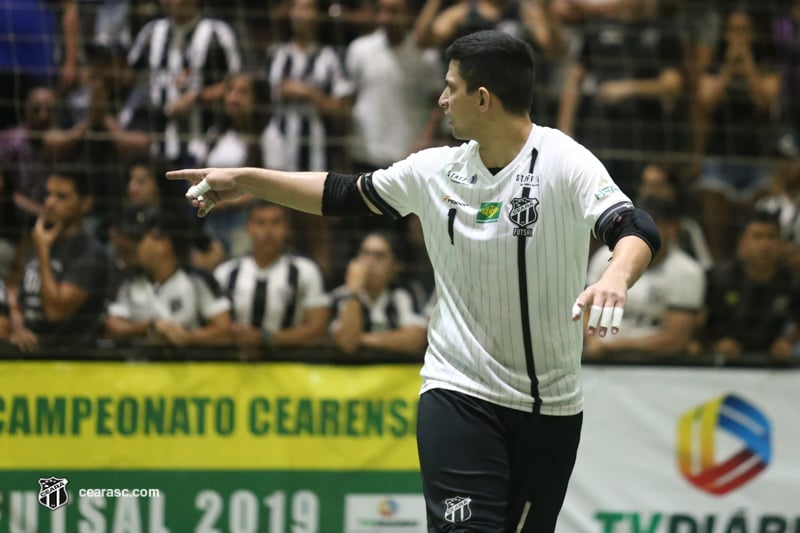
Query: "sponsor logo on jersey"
447 170 478 185
444 496 472 523
594 177 620 200
509 197 540 236
442 195 468 207
515 173 538 186
476 202 502 223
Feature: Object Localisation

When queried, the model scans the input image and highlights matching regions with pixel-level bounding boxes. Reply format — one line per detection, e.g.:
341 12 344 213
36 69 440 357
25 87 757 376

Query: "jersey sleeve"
563 137 632 229
394 288 428 329
361 152 430 219
665 254 706 311
192 271 231 321
61 245 109 296
297 259 330 309
107 279 135 320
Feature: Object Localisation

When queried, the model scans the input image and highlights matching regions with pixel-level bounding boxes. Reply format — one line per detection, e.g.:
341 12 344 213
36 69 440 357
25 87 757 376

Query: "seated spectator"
638 162 714 270
756 150 800 271
702 211 800 360
214 202 330 355
694 9 781 260
110 159 226 271
0 278 9 340
584 196 706 358
106 207 231 348
330 232 427 356
9 170 110 352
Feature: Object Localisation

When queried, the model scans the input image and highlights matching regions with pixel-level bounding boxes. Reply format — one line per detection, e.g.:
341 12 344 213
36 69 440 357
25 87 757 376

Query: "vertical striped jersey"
127 16 242 161
263 42 349 171
361 125 632 415
214 254 329 333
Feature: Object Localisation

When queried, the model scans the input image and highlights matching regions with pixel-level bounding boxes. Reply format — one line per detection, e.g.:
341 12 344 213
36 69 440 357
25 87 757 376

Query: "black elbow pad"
321 172 375 216
595 202 661 257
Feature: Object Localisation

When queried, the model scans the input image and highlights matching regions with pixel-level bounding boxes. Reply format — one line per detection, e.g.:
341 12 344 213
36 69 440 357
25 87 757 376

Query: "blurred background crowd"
0 0 798 362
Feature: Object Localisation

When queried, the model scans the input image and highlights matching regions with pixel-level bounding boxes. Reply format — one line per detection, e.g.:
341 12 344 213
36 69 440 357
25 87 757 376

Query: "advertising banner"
1 362 798 532
559 367 800 533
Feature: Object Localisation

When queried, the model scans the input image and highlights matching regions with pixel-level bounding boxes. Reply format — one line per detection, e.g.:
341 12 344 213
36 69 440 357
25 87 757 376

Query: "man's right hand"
166 168 247 217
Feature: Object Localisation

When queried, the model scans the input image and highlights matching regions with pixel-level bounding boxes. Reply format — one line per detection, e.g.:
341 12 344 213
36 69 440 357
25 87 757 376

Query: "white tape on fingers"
611 307 624 330
571 300 583 318
599 306 614 329
187 179 211 198
587 305 602 329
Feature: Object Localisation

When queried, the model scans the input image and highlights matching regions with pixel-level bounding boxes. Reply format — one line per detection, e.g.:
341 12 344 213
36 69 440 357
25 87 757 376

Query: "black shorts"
417 388 582 532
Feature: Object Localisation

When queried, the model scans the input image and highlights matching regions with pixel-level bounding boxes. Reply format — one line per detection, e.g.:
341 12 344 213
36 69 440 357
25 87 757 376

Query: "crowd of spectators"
0 0 798 362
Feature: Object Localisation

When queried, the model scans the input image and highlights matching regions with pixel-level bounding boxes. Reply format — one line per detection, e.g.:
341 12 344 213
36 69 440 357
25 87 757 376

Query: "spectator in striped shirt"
126 0 242 165
213 202 330 355
330 231 427 356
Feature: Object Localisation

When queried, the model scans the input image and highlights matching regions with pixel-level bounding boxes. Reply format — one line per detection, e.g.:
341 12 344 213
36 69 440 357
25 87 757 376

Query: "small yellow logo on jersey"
477 202 502 223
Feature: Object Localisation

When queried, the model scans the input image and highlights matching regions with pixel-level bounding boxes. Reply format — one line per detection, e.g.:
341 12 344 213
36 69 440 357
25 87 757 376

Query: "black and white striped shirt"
361 125 632 415
262 42 349 171
127 15 242 162
329 285 428 333
0 278 8 319
214 254 329 333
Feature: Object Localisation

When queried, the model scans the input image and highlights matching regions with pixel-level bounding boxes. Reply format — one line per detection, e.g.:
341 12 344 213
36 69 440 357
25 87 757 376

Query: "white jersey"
214 254 329 333
587 245 705 339
108 268 231 328
361 125 632 415
329 285 428 333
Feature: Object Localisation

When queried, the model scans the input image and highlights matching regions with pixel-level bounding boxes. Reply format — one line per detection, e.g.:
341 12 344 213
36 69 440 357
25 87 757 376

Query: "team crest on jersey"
444 496 472 523
38 477 69 511
509 197 540 236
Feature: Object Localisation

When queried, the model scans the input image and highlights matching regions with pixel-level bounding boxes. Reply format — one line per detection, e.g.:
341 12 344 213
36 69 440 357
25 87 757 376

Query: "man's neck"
744 262 778 283
253 250 282 269
477 116 532 169
151 260 179 285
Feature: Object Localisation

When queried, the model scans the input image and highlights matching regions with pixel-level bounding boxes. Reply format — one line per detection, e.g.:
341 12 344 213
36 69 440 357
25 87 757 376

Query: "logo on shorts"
509 197 540 236
444 496 472 523
477 202 502 223
38 477 69 511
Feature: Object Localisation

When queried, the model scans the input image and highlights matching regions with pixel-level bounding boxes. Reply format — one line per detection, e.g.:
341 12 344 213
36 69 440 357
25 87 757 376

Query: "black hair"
445 30 535 115
49 168 91 197
739 210 781 236
361 230 405 262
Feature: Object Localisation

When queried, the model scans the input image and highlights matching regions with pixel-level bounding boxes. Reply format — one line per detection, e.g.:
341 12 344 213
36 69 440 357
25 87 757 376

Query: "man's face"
439 61 479 141
377 0 410 33
738 222 780 270
290 0 318 34
43 176 86 227
247 206 289 256
127 165 160 207
159 0 199 21
25 88 55 131
223 75 255 119
135 233 165 273
357 235 397 291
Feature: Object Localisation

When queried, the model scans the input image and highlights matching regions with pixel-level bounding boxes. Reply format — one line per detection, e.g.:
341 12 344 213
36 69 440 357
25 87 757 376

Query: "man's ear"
478 87 490 110
80 195 94 216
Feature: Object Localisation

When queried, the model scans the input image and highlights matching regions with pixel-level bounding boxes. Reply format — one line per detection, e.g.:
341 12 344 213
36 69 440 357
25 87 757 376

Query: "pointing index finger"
165 169 205 183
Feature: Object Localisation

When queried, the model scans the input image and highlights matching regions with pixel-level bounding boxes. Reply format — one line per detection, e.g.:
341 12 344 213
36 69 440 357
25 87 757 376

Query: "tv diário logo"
677 394 771 496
